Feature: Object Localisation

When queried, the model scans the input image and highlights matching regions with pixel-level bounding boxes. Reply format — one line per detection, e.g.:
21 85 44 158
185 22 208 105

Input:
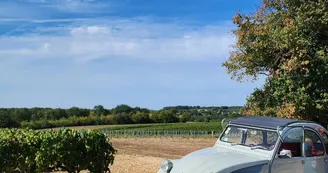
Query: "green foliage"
112 113 133 124
65 107 90 118
1 106 241 129
93 105 107 116
0 128 116 173
223 0 328 125
0 111 20 128
112 104 134 114
131 112 151 124
157 110 179 123
20 116 114 129
179 112 191 123
101 122 222 132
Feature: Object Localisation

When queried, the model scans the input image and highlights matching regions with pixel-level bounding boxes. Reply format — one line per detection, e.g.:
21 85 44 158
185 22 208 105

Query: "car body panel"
271 157 304 173
159 147 269 173
304 156 326 173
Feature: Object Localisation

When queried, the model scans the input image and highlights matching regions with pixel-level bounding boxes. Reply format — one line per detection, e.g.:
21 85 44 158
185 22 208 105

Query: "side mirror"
278 149 292 158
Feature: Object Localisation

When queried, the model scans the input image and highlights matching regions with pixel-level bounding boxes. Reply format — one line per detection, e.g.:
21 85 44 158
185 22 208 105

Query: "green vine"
0 128 116 173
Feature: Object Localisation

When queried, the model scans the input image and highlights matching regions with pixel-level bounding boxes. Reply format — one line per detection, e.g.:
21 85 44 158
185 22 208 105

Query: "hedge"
20 116 119 130
0 128 116 173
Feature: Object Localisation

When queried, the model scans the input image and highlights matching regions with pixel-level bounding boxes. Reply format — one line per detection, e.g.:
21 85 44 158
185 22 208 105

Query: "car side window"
278 127 303 158
304 129 324 157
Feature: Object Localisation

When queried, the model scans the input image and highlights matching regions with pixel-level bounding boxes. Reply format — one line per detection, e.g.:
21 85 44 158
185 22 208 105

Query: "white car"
158 116 328 173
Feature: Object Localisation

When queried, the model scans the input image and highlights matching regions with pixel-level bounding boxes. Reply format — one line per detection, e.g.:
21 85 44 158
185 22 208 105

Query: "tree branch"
259 72 269 76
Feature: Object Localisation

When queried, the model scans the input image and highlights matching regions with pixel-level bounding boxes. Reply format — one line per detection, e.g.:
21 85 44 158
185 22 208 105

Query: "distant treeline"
0 105 242 129
163 106 242 110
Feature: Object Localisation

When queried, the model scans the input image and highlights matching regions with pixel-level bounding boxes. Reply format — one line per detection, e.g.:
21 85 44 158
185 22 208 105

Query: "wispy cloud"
0 18 90 23
0 0 112 21
0 18 234 63
38 0 111 13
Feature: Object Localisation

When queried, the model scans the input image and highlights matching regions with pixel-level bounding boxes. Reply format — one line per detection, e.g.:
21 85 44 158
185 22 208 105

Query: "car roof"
229 116 312 130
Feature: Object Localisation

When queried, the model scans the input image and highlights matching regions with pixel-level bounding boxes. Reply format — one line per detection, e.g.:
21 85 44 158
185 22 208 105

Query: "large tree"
93 105 107 116
223 0 328 125
0 111 20 128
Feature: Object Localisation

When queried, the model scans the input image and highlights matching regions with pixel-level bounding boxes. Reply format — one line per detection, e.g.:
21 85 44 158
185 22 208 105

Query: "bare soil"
109 137 217 173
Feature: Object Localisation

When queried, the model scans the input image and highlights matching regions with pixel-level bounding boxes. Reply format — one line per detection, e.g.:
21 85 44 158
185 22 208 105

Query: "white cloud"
42 43 51 50
70 26 111 35
0 19 234 63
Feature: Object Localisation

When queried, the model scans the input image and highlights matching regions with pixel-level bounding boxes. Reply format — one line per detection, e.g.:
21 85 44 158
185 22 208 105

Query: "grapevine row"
102 130 221 138
0 128 116 173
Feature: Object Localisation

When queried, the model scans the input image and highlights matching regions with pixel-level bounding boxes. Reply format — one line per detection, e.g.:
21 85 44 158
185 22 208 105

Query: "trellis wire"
101 129 221 138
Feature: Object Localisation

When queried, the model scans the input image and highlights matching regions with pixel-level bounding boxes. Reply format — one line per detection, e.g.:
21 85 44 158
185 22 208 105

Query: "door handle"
324 158 328 162
301 160 305 164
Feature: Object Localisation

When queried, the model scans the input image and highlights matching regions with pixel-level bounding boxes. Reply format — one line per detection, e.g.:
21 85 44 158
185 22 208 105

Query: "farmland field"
102 123 221 172
110 137 217 173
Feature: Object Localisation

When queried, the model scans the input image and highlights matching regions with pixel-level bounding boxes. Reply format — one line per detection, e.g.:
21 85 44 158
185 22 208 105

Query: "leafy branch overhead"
223 0 328 124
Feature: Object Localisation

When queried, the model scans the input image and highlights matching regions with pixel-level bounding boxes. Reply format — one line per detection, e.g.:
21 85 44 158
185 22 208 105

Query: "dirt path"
109 137 217 173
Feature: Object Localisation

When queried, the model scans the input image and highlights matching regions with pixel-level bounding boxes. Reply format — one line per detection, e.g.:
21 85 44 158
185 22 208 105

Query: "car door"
318 131 328 172
271 127 304 173
303 128 326 173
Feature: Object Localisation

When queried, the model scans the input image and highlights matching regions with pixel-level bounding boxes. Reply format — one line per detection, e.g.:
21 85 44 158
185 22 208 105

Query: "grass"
101 122 222 131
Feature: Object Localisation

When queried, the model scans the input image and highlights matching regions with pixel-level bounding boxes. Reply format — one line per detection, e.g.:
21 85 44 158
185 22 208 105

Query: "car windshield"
220 126 278 151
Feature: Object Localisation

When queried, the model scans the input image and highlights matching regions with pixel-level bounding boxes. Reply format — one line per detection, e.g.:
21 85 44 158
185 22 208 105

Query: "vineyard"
0 128 116 173
102 129 222 137
100 122 223 131
100 122 223 137
44 122 225 137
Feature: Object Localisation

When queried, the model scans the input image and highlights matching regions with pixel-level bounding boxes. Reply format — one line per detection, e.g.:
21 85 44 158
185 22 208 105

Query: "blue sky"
0 0 264 109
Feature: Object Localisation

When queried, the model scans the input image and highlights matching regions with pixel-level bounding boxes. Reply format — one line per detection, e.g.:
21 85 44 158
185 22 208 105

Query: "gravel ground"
109 137 217 173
